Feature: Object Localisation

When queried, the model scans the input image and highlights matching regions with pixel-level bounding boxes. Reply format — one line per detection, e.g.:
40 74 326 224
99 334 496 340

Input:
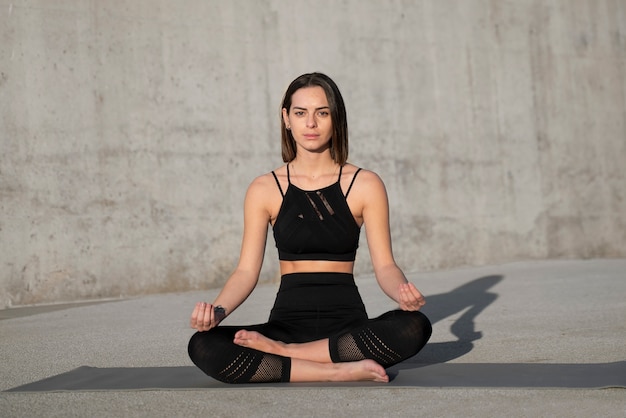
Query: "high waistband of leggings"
278 272 356 290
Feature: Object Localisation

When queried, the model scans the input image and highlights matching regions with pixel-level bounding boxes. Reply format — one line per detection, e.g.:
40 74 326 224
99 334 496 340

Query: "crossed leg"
189 310 430 384
234 330 389 383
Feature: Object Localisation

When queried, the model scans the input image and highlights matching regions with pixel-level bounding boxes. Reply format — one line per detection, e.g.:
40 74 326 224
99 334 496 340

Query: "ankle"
282 342 295 358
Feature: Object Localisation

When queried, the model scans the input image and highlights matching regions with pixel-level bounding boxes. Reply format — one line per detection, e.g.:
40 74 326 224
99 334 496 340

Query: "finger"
400 283 424 311
407 283 426 305
190 302 201 328
404 283 424 302
196 303 209 330
200 304 214 331
399 284 416 310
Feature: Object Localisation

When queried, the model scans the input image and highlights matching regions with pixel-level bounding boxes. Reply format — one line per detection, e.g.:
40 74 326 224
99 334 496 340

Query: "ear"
282 108 290 129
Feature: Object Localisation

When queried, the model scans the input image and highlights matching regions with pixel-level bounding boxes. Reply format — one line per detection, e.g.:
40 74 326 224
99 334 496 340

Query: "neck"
290 155 338 179
290 157 340 189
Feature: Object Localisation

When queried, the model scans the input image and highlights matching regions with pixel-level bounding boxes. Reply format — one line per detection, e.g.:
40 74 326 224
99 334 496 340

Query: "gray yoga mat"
6 361 626 392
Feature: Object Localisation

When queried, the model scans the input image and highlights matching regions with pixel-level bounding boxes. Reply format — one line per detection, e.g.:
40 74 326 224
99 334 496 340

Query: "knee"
187 331 226 381
187 331 208 368
187 331 205 363
413 310 432 341
395 310 432 354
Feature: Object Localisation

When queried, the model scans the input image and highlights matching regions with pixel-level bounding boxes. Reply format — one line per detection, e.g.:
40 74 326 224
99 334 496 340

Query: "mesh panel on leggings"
217 351 289 384
329 311 432 368
249 354 288 383
334 329 401 364
220 352 255 383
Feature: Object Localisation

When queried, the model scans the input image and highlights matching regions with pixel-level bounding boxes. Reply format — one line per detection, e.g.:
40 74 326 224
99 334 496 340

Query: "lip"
303 133 319 139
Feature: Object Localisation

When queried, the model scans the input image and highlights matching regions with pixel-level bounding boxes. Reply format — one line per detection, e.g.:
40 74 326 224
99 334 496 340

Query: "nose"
306 113 317 128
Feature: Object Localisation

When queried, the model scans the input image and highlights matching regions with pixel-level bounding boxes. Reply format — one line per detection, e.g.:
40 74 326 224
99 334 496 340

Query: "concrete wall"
1 0 625 308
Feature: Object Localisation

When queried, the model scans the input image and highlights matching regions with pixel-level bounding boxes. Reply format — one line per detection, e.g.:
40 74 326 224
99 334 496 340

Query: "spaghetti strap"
286 163 292 184
345 168 362 198
271 171 284 197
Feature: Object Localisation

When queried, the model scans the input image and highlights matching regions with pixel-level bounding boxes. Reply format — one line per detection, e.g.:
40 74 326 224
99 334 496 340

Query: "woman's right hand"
190 302 226 332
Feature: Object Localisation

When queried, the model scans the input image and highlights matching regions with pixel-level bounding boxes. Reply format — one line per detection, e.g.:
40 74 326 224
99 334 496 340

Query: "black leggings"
188 273 432 383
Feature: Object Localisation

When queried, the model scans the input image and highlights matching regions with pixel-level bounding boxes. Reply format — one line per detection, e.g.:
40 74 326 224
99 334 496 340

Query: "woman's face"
283 86 333 156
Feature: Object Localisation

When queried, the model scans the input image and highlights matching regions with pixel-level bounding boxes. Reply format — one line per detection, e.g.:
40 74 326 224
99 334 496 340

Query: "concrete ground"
1 259 625 417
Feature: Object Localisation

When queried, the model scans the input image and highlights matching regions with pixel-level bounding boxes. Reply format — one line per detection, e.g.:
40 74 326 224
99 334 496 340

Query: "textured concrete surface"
1 1 626 308
1 259 625 417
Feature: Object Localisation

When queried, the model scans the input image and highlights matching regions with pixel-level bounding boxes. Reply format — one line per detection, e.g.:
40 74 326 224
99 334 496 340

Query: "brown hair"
280 73 348 165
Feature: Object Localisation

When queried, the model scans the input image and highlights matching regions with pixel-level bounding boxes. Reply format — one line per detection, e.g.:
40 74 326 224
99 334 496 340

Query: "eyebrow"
292 106 330 111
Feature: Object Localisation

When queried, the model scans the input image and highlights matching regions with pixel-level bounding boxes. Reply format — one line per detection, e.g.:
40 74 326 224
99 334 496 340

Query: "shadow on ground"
7 274 626 391
395 274 503 369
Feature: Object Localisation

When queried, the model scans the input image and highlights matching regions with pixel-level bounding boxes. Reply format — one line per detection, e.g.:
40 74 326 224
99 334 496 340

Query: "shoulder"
343 164 386 191
342 164 388 217
247 169 282 197
242 170 284 221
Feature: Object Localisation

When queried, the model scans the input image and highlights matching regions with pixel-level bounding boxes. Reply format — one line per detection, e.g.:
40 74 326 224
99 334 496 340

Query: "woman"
188 72 431 383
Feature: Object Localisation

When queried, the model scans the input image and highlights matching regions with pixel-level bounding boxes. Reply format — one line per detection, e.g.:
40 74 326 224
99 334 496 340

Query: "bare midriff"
279 260 354 275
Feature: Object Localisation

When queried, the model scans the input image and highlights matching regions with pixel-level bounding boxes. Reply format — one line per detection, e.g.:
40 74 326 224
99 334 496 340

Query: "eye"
317 110 330 117
293 111 305 117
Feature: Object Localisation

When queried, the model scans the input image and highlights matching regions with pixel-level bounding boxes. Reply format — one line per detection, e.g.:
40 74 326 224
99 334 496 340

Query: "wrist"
213 305 227 323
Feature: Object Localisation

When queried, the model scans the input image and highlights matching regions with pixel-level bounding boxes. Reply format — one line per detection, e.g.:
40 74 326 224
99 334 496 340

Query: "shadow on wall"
397 275 503 368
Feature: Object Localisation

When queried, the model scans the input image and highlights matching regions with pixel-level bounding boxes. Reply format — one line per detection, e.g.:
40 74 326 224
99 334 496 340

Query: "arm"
357 171 425 311
191 175 272 331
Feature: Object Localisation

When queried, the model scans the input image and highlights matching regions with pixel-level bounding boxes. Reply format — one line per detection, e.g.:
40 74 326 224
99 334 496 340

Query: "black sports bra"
271 164 362 261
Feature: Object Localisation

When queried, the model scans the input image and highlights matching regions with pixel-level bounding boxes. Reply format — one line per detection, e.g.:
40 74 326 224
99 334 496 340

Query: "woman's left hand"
398 282 426 311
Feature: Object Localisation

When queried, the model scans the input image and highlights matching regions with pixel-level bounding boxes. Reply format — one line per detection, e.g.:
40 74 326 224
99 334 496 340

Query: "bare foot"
333 359 389 383
233 330 286 356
